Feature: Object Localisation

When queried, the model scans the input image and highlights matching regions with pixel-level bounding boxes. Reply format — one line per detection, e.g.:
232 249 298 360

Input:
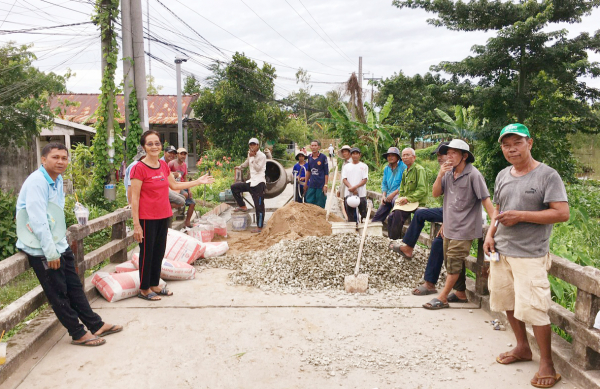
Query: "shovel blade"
344 274 369 294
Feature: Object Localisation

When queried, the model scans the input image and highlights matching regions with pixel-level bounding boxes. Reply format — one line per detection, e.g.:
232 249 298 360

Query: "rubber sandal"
94 324 123 337
531 373 561 388
423 298 450 310
412 285 437 296
233 207 247 212
389 242 413 259
137 291 161 301
496 352 533 365
155 287 173 296
71 336 106 347
250 228 262 233
447 292 468 303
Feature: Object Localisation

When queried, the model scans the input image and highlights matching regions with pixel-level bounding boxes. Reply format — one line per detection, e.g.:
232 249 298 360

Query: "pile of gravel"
204 234 439 292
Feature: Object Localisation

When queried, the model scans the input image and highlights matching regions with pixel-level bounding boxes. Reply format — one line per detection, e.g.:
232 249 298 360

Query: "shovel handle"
325 161 338 221
354 204 372 276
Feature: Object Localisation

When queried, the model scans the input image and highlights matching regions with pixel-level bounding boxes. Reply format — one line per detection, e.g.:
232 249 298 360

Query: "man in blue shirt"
304 140 329 208
372 147 406 222
292 151 308 202
16 143 122 347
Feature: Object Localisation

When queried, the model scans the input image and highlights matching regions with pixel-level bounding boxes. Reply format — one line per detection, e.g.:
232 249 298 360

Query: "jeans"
344 196 367 222
26 248 104 340
402 207 443 247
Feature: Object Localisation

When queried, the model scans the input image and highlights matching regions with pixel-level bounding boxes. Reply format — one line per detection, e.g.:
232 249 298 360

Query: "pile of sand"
228 202 344 252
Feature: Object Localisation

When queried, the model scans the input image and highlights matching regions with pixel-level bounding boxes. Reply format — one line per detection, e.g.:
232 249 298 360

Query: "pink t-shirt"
130 160 173 220
168 160 188 181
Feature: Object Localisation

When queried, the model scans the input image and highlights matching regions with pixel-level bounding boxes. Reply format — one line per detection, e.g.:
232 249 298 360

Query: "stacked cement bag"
92 272 167 303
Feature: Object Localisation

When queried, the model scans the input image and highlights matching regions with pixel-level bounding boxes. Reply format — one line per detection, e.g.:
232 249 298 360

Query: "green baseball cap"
498 123 530 142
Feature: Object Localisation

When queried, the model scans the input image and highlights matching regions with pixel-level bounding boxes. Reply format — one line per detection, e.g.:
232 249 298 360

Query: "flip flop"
389 242 413 259
423 298 450 310
155 287 173 296
71 336 106 347
412 285 437 296
137 291 161 301
233 207 247 212
94 324 123 337
448 292 468 303
250 228 262 233
496 352 533 365
531 373 561 388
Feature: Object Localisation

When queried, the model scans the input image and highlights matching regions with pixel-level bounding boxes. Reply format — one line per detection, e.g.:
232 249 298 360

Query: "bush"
415 144 437 161
0 191 17 260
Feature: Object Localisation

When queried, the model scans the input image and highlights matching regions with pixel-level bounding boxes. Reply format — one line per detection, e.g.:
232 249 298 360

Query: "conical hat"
16 202 67 249
392 202 419 212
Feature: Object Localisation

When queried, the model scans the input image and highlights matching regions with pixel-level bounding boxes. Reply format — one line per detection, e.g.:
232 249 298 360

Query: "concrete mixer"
219 159 292 204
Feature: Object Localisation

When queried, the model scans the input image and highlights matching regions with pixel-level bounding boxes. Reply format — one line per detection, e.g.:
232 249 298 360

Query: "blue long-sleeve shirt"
381 162 406 195
16 166 68 260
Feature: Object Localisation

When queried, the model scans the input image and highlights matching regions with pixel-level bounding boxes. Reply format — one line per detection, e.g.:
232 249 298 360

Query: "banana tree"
428 105 484 142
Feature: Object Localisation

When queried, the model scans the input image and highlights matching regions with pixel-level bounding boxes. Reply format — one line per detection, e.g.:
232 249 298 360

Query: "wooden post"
570 290 600 370
109 220 128 263
70 237 86 285
475 236 489 295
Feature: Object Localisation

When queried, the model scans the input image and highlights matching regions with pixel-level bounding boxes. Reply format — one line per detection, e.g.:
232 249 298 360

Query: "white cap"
248 137 259 144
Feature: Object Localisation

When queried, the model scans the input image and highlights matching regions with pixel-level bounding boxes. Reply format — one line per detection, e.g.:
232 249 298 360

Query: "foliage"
191 53 287 158
0 42 68 146
191 166 236 204
280 117 310 146
64 143 94 192
183 75 202 95
90 0 123 202
415 144 438 161
146 74 163 95
429 105 483 141
0 191 17 260
125 88 143 163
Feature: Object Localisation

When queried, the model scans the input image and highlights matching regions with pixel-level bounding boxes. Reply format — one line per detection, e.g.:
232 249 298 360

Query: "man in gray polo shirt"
484 123 569 389
423 139 495 310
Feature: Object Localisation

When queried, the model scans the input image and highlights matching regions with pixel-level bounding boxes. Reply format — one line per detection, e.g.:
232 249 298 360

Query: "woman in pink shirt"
130 131 214 301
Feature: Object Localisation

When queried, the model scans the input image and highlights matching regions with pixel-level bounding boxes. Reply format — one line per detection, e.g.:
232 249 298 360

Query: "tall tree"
393 0 600 182
191 53 286 158
183 75 202 95
0 43 67 146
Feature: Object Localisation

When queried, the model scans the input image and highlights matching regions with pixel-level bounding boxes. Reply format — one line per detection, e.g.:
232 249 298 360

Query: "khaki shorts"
489 253 552 326
443 238 473 274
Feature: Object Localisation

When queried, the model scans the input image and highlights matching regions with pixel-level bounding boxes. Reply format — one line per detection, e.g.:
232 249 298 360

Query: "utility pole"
121 0 133 147
358 56 363 89
146 0 151 78
364 75 382 105
175 57 187 163
101 0 116 201
131 0 148 132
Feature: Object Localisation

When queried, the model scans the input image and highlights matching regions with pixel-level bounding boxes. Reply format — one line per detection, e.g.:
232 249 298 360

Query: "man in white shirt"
342 147 369 222
328 144 335 160
232 137 267 233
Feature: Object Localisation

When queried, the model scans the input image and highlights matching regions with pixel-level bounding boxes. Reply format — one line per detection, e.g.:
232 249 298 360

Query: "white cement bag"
131 254 196 280
92 271 166 302
161 259 196 280
164 228 206 264
594 311 600 330
115 260 137 273
202 241 229 258
205 215 228 237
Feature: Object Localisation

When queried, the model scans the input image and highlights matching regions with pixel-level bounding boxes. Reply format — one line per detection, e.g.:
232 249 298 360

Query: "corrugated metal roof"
49 94 198 125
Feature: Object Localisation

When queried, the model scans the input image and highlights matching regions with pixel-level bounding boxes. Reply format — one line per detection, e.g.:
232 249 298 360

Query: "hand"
439 161 453 175
495 210 521 227
351 189 358 195
134 224 143 243
323 185 328 195
195 174 215 185
396 197 408 205
381 193 387 203
386 194 396 203
48 258 61 270
437 224 444 238
248 150 256 157
234 166 241 170
483 235 496 256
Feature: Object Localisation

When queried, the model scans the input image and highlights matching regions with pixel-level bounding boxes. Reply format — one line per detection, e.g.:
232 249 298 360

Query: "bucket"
231 212 250 231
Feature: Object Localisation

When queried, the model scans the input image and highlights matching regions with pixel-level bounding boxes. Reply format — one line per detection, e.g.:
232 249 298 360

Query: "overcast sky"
1 0 599 100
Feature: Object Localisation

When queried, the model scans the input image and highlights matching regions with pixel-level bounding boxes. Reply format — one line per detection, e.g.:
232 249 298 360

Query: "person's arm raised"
168 173 214 191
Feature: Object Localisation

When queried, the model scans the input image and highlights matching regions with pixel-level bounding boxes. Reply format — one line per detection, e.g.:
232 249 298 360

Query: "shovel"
344 204 371 293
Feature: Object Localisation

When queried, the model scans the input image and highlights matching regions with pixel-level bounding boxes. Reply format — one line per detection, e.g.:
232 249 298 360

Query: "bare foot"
399 244 413 258
532 361 559 387
453 291 467 300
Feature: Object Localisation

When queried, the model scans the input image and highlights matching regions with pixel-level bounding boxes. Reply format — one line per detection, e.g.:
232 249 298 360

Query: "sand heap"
228 201 344 252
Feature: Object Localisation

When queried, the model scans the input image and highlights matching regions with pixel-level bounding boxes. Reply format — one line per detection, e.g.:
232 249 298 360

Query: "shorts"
443 238 472 274
168 189 185 206
489 253 552 326
180 189 196 206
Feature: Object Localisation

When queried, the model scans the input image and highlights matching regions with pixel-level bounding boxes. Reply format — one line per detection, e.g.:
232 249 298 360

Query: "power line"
0 0 17 29
0 21 93 35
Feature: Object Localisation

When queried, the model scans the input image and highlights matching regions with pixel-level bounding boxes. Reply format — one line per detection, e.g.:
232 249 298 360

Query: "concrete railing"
366 190 600 388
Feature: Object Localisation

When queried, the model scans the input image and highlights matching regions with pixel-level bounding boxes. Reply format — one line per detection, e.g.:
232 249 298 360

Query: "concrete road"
6 267 577 389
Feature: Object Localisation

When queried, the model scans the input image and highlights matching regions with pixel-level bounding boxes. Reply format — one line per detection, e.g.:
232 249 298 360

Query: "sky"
1 0 599 101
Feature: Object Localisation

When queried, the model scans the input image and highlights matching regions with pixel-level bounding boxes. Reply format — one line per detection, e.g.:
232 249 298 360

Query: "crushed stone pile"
228 201 344 252
206 234 439 292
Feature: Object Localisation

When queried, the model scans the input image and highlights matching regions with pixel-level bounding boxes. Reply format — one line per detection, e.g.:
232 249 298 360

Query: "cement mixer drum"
264 160 290 198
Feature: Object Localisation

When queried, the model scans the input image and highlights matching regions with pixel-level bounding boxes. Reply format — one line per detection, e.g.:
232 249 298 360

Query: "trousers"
139 217 169 290
231 182 266 228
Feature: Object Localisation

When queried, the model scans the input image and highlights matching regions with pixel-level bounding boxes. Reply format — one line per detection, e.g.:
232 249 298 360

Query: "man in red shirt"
168 148 196 227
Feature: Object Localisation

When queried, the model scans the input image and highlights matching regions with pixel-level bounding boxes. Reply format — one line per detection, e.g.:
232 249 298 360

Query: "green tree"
0 43 67 146
191 53 286 158
183 75 201 95
393 0 600 182
429 105 483 142
146 74 163 95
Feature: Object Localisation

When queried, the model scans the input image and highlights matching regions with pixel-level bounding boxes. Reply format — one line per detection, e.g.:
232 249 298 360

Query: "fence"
364 190 600 388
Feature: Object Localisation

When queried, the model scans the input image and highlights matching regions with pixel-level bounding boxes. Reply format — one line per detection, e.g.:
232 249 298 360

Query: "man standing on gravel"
341 147 369 222
484 124 569 389
372 146 405 223
423 139 495 310
305 140 329 208
232 138 267 233
387 148 427 240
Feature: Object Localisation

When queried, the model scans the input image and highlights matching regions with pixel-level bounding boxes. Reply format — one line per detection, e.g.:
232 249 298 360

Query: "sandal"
233 207 247 212
71 336 106 347
531 373 561 388
447 292 468 303
423 298 450 310
389 242 412 259
250 228 262 233
137 291 161 301
412 285 437 296
94 324 123 337
153 287 173 296
496 352 532 365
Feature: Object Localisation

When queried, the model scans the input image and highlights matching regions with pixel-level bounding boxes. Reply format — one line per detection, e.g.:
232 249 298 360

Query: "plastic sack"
205 215 227 238
131 254 196 281
115 260 137 273
201 241 229 258
189 221 214 243
595 311 600 330
164 228 206 264
74 202 89 226
92 271 166 302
